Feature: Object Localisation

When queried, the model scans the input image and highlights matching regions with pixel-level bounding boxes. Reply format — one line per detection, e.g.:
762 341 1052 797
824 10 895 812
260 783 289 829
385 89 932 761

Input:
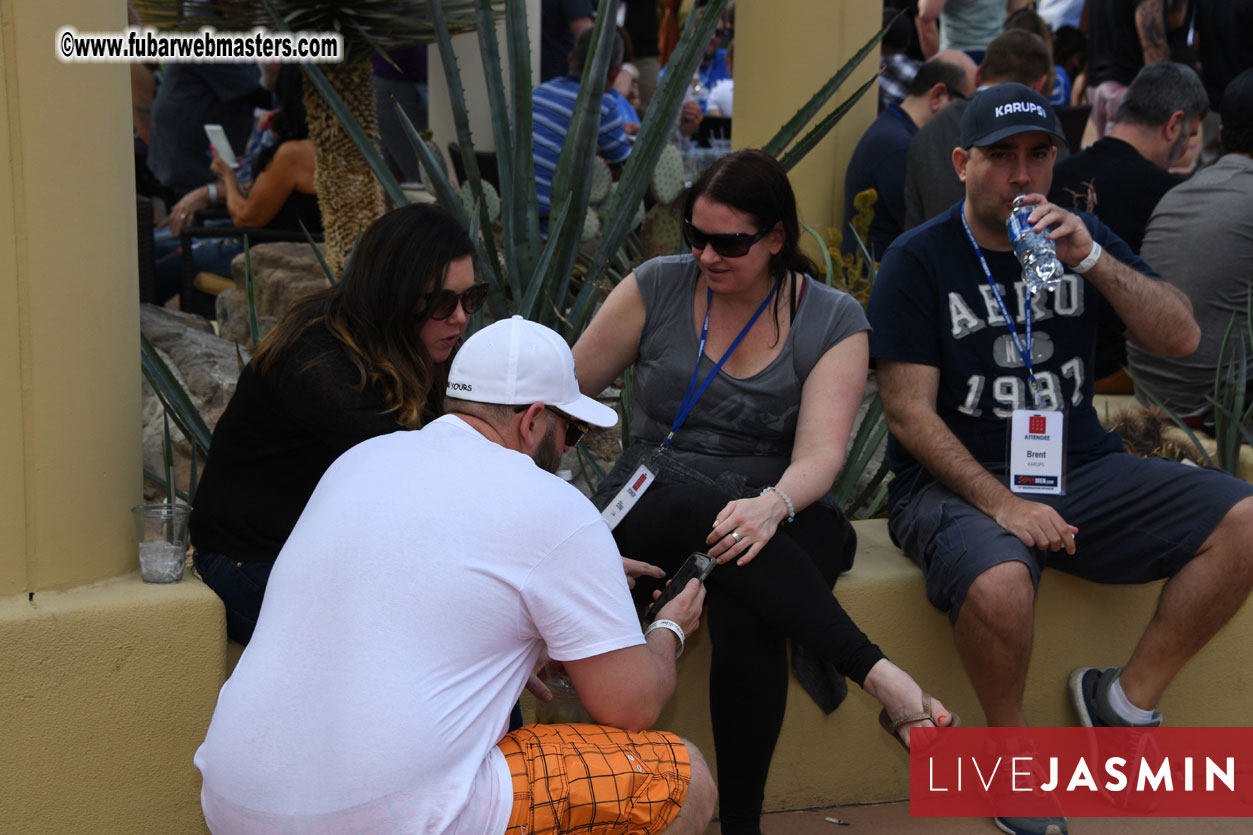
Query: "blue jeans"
193 550 272 645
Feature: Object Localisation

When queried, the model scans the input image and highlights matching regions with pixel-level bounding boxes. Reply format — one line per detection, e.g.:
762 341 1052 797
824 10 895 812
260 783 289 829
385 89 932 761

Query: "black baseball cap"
959 83 1066 149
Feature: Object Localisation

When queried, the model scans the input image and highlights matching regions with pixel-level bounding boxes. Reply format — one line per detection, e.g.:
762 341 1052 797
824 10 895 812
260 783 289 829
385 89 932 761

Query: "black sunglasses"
683 219 771 258
514 404 590 447
425 283 488 320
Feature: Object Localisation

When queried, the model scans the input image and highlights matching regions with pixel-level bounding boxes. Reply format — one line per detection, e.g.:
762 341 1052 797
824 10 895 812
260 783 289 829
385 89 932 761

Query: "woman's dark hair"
252 202 476 428
251 65 310 180
683 148 818 336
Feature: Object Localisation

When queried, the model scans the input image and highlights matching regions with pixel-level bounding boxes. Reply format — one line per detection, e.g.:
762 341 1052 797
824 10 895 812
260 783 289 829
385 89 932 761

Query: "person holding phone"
156 65 321 303
190 202 484 645
572 149 957 834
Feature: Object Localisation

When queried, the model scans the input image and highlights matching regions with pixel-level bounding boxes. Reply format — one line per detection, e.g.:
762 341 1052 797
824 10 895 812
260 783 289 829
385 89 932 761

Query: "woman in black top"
190 203 485 643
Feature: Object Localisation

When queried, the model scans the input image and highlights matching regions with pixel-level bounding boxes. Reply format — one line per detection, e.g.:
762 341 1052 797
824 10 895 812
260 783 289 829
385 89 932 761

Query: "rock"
228 241 330 320
140 304 250 499
216 288 278 348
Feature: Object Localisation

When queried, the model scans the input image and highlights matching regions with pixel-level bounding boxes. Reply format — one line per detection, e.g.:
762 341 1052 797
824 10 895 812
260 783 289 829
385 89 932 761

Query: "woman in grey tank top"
573 150 959 833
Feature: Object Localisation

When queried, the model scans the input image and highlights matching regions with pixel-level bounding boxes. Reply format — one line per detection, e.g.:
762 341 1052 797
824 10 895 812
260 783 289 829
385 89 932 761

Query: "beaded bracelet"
760 485 795 525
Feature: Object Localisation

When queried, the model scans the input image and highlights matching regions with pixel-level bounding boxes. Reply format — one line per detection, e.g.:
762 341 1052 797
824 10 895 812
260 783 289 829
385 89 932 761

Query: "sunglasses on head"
683 219 771 258
513 404 590 447
425 283 488 320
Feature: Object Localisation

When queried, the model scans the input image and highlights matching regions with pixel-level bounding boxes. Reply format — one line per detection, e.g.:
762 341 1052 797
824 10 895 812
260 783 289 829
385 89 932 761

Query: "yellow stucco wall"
734 1 878 261
0 574 226 833
1 1 230 831
1 0 140 595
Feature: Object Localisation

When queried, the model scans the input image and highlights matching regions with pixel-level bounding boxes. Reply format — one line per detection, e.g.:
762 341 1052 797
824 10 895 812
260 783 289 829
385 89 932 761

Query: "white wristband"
1072 240 1102 274
207 183 219 204
760 485 795 524
645 619 685 659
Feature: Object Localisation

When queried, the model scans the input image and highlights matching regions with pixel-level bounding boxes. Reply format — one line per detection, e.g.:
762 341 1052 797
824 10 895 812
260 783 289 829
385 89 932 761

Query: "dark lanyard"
662 283 778 449
960 200 1041 408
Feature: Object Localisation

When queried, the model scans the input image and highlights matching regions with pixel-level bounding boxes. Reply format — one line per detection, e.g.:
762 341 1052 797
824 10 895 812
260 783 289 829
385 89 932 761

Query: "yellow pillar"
1 0 139 594
734 0 878 259
1 2 226 831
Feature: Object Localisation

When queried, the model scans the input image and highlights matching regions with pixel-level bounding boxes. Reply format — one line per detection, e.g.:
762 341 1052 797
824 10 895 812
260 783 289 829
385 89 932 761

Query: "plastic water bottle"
690 73 710 112
1006 195 1063 294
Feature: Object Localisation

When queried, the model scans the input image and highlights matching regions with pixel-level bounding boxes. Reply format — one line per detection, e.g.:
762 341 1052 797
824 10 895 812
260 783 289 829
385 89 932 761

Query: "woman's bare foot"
862 659 958 748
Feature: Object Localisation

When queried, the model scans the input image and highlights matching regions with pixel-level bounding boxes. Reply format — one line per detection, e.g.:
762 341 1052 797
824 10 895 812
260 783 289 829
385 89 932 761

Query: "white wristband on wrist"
645 619 685 659
1073 240 1102 274
760 485 795 524
207 183 219 204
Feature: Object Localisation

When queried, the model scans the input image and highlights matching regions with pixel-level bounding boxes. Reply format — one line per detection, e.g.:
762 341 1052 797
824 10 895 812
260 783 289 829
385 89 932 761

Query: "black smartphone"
644 551 716 623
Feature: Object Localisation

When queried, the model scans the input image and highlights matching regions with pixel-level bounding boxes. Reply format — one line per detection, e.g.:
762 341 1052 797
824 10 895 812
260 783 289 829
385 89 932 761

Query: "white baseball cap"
446 316 618 428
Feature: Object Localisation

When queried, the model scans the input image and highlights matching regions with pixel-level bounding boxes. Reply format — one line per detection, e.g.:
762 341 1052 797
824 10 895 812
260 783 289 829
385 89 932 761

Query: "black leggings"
612 483 885 834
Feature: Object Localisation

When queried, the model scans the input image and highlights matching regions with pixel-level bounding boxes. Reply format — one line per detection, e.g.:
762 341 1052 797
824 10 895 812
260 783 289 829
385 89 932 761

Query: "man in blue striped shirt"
533 29 632 217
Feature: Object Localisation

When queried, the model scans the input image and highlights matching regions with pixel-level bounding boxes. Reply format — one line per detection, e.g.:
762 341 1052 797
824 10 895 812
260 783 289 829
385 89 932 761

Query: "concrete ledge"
524 519 1253 813
0 571 226 833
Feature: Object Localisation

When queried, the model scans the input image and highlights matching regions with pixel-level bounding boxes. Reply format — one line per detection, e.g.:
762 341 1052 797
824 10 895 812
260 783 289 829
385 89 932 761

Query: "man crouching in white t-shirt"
194 316 714 835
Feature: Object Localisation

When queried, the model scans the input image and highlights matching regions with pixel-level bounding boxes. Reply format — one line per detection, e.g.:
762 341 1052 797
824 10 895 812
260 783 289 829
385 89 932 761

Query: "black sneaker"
1069 666 1163 727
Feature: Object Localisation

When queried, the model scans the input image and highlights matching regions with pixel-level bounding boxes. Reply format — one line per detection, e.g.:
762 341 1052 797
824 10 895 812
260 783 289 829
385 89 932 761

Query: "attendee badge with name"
1009 409 1065 495
601 462 656 531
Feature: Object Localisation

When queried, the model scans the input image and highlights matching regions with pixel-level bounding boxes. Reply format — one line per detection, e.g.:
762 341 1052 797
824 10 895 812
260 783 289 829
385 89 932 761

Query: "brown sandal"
877 692 961 750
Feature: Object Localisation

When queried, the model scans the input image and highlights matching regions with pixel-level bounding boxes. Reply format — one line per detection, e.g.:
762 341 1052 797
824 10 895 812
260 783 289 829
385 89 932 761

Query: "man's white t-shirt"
194 416 646 834
706 79 734 117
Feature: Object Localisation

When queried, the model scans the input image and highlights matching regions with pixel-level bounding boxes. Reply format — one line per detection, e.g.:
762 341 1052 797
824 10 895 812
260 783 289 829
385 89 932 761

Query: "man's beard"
534 415 563 474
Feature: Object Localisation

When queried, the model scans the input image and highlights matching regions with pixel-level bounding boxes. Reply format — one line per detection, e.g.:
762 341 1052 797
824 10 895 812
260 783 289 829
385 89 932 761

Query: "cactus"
581 207 602 243
588 157 612 205
460 180 501 224
641 203 683 259
650 143 685 205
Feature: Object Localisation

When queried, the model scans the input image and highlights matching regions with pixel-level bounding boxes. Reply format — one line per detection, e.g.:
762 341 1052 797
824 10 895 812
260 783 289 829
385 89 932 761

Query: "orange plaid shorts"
497 723 690 835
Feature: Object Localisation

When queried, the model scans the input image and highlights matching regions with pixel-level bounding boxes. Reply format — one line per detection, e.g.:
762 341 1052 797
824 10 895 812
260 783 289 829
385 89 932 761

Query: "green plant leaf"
800 220 834 287
504 0 541 277
518 199 572 320
300 219 335 285
778 75 878 172
473 0 520 291
762 11 896 158
141 333 212 458
429 0 507 289
1127 371 1218 469
162 410 175 506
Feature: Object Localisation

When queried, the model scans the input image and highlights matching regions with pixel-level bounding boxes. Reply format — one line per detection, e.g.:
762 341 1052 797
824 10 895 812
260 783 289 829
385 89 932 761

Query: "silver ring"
730 531 741 544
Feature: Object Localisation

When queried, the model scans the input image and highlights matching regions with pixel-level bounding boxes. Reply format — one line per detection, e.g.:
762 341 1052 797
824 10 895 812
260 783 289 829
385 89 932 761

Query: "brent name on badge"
601 462 656 531
1009 409 1064 495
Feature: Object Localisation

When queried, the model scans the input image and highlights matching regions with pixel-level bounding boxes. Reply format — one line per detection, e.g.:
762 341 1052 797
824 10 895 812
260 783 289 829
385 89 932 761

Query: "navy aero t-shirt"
867 203 1140 507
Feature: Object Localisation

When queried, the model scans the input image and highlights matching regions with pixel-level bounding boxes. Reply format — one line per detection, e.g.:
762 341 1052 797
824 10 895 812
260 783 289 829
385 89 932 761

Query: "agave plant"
133 0 497 277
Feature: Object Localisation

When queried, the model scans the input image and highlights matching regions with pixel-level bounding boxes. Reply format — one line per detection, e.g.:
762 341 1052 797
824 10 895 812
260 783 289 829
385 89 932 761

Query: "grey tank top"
603 254 870 494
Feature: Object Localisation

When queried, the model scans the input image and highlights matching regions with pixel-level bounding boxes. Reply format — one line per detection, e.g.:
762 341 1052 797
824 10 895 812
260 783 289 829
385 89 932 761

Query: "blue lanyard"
960 200 1041 408
663 283 778 448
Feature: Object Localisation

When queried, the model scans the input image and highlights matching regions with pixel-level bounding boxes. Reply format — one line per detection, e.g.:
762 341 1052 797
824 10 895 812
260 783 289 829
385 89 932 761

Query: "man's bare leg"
1120 497 1253 710
662 739 716 835
953 561 1036 726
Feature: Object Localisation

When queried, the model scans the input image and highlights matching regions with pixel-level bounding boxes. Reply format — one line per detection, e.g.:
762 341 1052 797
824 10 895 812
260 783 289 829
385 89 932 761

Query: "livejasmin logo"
927 754 1234 793
908 727 1253 818
995 101 1047 119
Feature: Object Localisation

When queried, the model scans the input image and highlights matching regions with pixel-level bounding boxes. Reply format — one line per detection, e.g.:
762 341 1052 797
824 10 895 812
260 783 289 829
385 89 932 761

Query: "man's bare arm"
877 360 1077 554
915 0 945 58
562 579 704 731
1135 0 1170 64
1020 195 1200 356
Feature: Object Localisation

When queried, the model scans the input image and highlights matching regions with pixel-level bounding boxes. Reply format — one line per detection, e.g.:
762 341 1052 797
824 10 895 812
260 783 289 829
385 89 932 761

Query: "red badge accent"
632 473 648 491
1029 415 1048 434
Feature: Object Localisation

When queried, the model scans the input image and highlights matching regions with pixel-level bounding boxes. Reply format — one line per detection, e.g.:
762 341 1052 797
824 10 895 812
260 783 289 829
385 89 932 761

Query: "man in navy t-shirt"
868 83 1253 835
